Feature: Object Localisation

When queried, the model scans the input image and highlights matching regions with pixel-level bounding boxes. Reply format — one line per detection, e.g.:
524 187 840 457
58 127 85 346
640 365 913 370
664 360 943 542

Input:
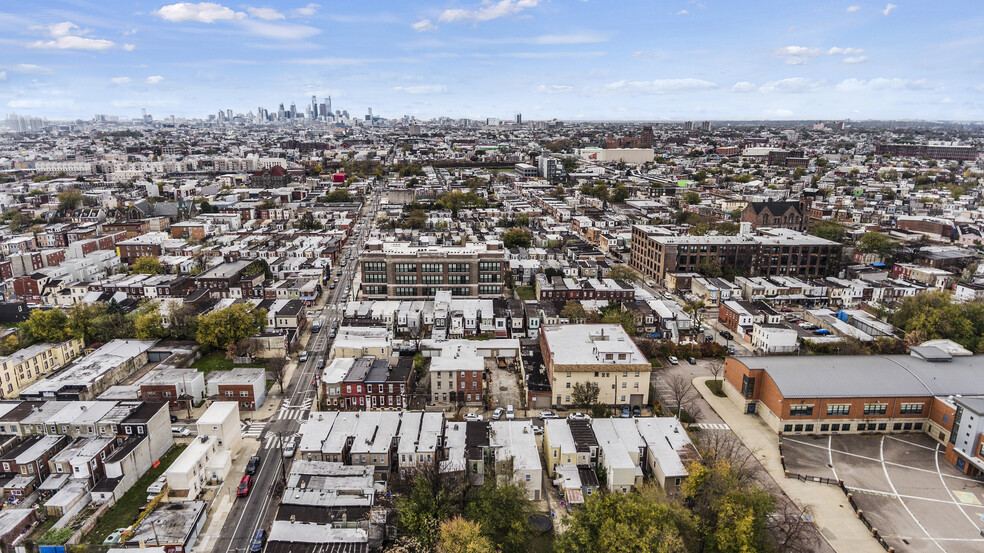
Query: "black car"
170 415 178 423
719 330 734 340
632 405 641 417
687 357 697 365
245 455 261 475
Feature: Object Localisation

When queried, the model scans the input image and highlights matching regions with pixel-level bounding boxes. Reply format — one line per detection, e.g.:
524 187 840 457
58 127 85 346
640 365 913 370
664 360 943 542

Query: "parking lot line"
848 486 984 508
879 436 946 553
933 441 981 531
886 434 939 452
827 435 839 482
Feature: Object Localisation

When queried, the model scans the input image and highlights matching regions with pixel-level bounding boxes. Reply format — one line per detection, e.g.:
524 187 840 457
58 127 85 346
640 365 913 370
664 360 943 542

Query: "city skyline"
1 1 983 121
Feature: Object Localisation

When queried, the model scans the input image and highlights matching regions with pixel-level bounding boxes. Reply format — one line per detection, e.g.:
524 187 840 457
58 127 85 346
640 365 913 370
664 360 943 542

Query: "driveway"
488 358 521 412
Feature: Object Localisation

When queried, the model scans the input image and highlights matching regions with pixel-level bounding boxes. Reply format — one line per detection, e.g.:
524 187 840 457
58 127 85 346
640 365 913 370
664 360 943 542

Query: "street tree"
571 382 600 410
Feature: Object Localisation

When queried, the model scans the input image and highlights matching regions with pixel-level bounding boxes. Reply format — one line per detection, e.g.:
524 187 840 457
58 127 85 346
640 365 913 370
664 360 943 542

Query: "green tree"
608 264 638 282
602 309 636 336
855 231 896 257
695 259 723 278
810 220 846 243
892 292 984 352
131 256 164 275
0 335 21 356
560 300 587 323
195 304 267 351
57 189 83 211
502 228 532 249
571 381 600 409
463 481 532 553
67 303 105 344
394 468 468 550
682 191 701 205
611 184 630 203
20 309 70 344
134 306 168 340
562 157 579 174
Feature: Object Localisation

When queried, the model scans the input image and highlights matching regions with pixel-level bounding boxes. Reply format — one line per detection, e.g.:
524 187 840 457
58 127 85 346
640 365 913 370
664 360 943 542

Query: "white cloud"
155 2 246 23
12 64 53 74
393 84 446 94
411 19 437 32
846 5 860 11
843 56 868 63
882 3 896 15
532 32 605 44
603 78 716 95
775 45 821 56
828 46 864 55
291 3 319 17
47 22 79 37
835 77 935 92
759 77 822 93
784 56 810 65
439 0 540 23
0 72 5 82
30 36 116 51
145 75 165 84
247 7 285 20
241 20 319 39
7 99 46 109
767 108 794 117
534 84 574 93
731 81 756 92
110 76 131 84
676 9 688 15
631 51 660 60
123 43 136 51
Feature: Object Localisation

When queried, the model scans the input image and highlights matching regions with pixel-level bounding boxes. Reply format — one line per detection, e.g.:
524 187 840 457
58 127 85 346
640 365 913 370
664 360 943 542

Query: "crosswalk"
695 423 731 431
262 432 298 450
242 422 265 439
279 409 309 421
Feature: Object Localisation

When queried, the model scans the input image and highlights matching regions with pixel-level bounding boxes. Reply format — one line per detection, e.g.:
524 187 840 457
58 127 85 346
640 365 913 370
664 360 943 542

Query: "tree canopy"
130 256 164 275
502 228 532 249
195 304 267 351
892 292 984 352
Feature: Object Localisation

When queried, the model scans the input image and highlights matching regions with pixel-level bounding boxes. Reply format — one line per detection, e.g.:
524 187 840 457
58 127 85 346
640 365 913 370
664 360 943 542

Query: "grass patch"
192 352 269 378
648 357 663 369
86 444 187 545
704 379 726 397
515 286 536 300
28 517 57 543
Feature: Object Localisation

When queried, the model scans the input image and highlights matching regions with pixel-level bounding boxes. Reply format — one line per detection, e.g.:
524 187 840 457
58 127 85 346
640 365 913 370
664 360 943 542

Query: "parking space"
782 433 984 553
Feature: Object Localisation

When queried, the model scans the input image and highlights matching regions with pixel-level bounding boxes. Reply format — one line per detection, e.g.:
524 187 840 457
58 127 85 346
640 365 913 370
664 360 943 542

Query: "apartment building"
360 240 505 299
630 225 842 285
0 339 82 399
540 324 650 408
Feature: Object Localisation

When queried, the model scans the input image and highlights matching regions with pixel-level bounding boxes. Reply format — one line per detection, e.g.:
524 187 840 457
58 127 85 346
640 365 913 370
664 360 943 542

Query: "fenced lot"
782 433 984 553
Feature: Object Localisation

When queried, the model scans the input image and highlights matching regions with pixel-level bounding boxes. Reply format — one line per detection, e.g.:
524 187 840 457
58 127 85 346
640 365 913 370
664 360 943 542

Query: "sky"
1 1 983 121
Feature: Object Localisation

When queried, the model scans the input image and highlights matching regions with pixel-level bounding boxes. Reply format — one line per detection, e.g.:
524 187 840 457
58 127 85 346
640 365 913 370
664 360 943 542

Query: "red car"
237 475 252 497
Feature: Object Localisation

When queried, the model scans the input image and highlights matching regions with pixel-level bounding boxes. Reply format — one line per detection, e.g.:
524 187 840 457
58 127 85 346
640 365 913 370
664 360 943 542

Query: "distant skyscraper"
289 102 297 118
327 95 332 117
311 95 317 115
700 121 711 131
683 121 694 131
278 103 285 120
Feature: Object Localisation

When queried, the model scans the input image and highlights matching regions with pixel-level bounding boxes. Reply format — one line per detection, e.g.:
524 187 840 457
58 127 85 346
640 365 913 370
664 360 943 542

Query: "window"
479 273 499 283
525 474 531 482
479 286 501 295
396 275 418 285
899 403 923 415
364 262 386 272
783 425 792 432
448 263 469 273
364 285 387 295
225 390 233 397
740 375 755 399
789 404 813 417
826 404 850 416
448 275 470 284
240 391 249 397
863 404 887 416
395 287 416 297
422 275 444 285
422 263 442 273
479 262 501 272
364 273 387 283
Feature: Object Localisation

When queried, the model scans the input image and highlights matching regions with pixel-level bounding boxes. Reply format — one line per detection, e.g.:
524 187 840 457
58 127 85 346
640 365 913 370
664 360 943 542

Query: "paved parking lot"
782 433 984 553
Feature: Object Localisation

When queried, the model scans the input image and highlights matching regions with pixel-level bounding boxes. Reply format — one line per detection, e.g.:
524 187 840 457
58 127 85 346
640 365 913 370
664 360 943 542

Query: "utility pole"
277 431 288 485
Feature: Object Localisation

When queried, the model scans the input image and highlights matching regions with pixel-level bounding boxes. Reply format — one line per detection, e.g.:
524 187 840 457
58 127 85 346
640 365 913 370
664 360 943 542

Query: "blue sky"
1 1 982 121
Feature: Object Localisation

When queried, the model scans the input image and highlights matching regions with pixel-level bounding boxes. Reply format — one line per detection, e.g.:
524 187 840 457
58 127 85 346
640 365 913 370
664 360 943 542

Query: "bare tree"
708 359 723 383
766 498 820 553
664 374 701 420
268 357 288 394
695 430 759 486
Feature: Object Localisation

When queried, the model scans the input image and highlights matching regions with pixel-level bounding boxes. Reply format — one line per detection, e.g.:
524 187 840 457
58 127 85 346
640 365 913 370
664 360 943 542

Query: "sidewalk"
692 376 883 553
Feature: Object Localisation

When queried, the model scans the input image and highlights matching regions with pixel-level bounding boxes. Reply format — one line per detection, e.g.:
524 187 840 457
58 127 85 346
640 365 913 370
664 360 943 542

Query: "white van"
505 405 515 420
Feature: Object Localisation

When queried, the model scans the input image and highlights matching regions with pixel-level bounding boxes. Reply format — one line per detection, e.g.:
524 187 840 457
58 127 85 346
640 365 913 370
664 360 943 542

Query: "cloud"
246 7 285 20
534 84 574 93
241 20 319 39
411 19 437 32
439 0 540 23
759 77 823 93
631 51 660 60
882 3 896 15
7 99 48 109
123 43 136 51
766 108 794 117
145 75 165 84
110 76 131 84
155 2 246 23
603 78 716 95
731 81 756 92
676 9 688 15
846 5 860 11
12 64 53 74
843 56 868 63
828 47 863 55
784 56 809 65
532 33 605 44
291 3 319 17
775 45 821 56
835 77 936 92
27 21 117 51
393 84 446 94
0 72 5 82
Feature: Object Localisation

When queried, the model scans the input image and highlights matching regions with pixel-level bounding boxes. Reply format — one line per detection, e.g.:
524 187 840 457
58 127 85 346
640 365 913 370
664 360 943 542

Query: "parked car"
237 475 252 497
250 529 266 553
569 412 591 421
667 356 679 365
245 455 261 475
170 415 178 423
532 426 543 435
329 283 336 290
491 407 504 420
646 281 655 287
719 330 734 340
539 411 560 420
299 351 308 362
146 475 167 495
780 307 793 312
283 440 297 458
317 359 325 369
171 426 190 437
632 405 642 417
703 334 713 343
687 357 697 365
506 405 515 420
464 413 484 422
620 405 631 418
727 345 736 355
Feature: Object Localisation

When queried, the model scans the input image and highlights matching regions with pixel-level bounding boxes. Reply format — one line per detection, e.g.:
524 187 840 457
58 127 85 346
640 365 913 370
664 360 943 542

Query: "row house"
534 274 635 302
0 339 82 399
